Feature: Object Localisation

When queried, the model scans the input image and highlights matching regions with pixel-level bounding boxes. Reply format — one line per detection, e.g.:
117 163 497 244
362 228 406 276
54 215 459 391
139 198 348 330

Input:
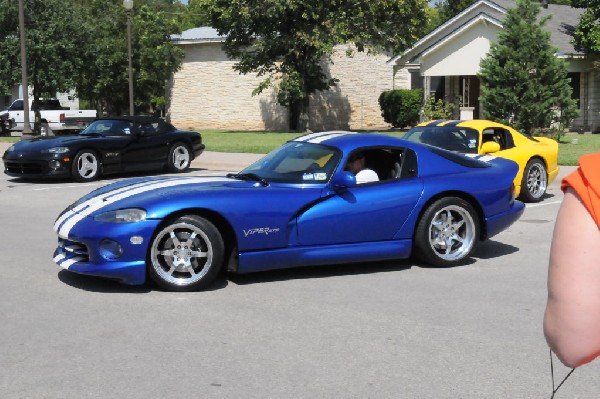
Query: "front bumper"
53 217 162 285
3 152 72 179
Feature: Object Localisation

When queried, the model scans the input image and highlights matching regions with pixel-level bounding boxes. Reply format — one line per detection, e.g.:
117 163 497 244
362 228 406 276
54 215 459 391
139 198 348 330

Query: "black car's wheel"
148 215 224 291
167 143 191 172
519 159 547 203
413 197 479 267
71 150 100 182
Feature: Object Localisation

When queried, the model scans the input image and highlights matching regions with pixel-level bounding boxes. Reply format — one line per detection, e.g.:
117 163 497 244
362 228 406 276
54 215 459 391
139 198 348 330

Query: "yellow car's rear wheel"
520 159 547 203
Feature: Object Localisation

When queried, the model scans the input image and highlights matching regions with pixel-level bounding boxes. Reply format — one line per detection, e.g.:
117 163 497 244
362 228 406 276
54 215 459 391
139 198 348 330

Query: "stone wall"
167 42 395 131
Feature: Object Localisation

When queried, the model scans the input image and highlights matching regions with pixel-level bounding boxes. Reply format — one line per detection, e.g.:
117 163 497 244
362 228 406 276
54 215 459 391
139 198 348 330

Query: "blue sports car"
53 131 524 291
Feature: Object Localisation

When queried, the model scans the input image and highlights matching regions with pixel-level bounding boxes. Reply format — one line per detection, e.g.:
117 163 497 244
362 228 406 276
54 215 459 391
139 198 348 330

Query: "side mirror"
330 171 356 189
481 141 500 154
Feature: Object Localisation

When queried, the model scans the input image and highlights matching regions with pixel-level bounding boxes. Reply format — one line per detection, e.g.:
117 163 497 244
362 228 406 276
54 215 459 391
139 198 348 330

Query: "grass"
2 129 598 166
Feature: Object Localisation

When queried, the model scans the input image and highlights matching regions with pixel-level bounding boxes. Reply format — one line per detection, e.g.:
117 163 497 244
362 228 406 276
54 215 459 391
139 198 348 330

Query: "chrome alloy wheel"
427 204 476 261
150 222 213 286
525 162 547 200
76 152 98 179
171 145 190 171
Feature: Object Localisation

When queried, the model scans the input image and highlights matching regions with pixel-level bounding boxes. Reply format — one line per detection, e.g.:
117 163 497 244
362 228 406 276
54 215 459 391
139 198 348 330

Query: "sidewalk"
0 141 261 172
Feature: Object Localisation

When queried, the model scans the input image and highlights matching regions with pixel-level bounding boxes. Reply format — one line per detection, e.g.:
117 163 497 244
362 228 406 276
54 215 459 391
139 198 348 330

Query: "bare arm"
544 188 600 367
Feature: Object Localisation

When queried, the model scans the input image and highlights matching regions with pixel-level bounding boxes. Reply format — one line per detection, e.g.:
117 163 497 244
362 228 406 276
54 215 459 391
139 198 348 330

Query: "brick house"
389 0 600 132
168 0 599 132
167 27 394 131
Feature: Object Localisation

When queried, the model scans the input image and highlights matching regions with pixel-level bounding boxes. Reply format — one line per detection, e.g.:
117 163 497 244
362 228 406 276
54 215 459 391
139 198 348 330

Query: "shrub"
422 95 455 120
378 89 422 128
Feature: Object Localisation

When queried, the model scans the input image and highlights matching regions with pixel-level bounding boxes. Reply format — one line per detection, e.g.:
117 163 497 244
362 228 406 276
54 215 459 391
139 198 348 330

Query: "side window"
498 129 514 149
137 122 161 136
347 147 413 183
9 100 23 111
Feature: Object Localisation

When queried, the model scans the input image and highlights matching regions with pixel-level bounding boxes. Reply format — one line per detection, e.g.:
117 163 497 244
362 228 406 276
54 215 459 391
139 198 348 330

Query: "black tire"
167 143 191 172
148 215 224 291
71 150 100 182
413 197 479 267
519 159 547 203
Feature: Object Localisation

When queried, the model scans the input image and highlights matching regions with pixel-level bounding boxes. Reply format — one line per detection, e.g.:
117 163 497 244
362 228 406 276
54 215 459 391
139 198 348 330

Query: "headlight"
94 208 147 223
6 145 15 152
42 147 70 154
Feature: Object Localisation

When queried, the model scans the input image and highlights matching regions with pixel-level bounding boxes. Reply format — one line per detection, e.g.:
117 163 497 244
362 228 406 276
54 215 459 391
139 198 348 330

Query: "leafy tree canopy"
76 0 185 115
0 0 88 105
0 0 184 120
478 0 578 134
205 0 429 131
572 0 600 54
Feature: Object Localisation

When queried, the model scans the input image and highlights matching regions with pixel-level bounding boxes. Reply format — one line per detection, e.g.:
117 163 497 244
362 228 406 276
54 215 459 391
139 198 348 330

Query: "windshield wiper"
226 172 269 187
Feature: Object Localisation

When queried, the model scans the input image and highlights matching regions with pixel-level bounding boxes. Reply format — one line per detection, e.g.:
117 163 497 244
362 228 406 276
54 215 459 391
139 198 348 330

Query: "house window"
430 76 445 101
410 70 424 91
568 72 580 108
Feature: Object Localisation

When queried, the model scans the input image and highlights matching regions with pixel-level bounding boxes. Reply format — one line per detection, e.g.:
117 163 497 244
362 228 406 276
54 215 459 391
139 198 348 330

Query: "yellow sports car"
403 120 559 202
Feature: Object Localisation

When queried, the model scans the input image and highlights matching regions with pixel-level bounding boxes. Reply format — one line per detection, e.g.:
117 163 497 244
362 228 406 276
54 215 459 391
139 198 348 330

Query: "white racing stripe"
308 133 354 143
55 176 231 238
293 131 354 143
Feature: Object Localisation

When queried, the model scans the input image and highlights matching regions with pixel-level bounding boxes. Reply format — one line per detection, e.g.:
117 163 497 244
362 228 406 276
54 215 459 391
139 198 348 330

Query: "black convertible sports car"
2 116 205 181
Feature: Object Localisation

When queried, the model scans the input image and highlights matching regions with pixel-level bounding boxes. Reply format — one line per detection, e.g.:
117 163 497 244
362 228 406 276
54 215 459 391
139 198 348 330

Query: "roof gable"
390 0 586 66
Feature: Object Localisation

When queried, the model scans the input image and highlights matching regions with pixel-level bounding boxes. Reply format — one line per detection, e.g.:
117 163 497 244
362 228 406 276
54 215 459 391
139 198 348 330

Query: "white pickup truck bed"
2 99 97 135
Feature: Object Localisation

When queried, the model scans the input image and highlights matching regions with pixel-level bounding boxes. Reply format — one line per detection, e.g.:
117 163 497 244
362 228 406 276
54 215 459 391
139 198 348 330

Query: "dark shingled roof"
491 0 585 56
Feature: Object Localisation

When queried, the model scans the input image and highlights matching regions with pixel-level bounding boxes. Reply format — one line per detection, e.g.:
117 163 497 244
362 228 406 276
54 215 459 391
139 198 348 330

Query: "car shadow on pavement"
57 269 230 293
228 260 413 286
469 238 520 260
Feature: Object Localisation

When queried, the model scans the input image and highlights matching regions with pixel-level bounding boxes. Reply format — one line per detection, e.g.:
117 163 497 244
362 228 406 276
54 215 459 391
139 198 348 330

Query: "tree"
433 0 476 25
0 0 90 133
478 0 578 134
572 0 600 54
205 0 429 131
77 0 185 116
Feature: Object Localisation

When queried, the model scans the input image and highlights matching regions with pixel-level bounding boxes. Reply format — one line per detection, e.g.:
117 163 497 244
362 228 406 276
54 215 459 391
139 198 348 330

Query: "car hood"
7 134 94 152
54 175 323 240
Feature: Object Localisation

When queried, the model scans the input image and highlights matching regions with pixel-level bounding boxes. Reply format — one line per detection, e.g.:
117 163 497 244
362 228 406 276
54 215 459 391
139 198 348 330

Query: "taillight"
510 183 516 204
60 113 65 123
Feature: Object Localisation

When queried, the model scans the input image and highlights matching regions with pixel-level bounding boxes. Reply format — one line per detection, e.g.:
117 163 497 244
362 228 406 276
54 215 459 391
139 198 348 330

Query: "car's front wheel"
71 150 100 182
167 143 191 172
519 159 547 203
148 215 224 291
413 197 479 267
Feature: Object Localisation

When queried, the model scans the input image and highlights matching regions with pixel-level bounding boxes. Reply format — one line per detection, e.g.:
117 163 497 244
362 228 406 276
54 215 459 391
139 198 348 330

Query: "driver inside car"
346 151 379 184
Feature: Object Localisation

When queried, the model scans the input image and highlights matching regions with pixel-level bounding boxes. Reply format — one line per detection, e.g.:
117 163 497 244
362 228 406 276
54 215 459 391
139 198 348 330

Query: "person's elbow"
544 311 600 368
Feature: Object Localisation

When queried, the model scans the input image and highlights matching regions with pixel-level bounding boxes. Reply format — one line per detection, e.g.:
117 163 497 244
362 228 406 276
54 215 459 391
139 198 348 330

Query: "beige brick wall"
167 42 397 131
167 43 288 131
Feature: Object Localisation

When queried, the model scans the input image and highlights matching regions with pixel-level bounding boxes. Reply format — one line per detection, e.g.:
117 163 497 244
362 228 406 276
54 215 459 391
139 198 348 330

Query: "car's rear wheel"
519 159 547 203
148 215 224 291
71 150 100 182
413 197 479 267
167 143 191 172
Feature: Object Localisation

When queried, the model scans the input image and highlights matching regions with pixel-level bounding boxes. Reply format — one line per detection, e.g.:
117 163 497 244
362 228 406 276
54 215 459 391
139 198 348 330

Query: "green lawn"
2 130 598 166
201 130 600 166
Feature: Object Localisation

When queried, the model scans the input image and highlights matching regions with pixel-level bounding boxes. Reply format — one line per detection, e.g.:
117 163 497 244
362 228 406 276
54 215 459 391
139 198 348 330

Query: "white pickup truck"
2 99 97 135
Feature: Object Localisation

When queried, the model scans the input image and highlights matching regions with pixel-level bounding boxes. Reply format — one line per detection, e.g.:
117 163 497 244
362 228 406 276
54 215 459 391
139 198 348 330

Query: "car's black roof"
97 116 167 124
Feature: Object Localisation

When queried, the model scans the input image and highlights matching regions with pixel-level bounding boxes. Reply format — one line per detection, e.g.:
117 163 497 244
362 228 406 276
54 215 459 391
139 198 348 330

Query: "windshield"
239 141 342 184
404 126 479 153
81 119 134 136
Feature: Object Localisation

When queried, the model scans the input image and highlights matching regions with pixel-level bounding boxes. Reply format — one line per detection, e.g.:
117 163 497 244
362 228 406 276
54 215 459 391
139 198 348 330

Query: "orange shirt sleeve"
561 152 600 230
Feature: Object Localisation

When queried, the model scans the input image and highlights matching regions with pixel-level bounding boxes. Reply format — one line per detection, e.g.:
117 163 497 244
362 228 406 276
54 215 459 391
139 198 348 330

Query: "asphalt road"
1 152 597 398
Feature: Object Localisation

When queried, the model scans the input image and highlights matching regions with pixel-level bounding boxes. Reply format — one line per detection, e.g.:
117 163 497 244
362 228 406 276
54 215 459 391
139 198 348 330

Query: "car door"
120 121 169 171
295 147 423 246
